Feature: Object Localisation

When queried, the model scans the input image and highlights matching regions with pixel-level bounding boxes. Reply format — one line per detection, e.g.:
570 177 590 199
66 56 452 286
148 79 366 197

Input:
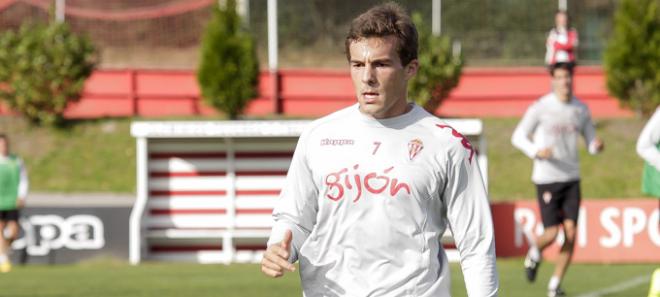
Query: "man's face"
0 138 7 156
552 68 573 102
555 13 568 29
349 36 418 119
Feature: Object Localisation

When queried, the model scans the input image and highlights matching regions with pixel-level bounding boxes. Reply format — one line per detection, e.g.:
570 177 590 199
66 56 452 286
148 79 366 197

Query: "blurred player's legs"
553 219 577 279
548 219 576 297
525 225 559 282
525 220 576 297
0 213 20 273
0 219 10 272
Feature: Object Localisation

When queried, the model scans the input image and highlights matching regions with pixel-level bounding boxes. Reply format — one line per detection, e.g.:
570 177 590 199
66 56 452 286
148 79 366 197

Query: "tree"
0 21 97 126
408 13 464 115
604 0 660 116
197 0 259 120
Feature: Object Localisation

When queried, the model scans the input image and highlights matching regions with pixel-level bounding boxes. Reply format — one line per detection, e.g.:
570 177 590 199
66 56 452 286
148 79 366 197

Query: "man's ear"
404 59 419 80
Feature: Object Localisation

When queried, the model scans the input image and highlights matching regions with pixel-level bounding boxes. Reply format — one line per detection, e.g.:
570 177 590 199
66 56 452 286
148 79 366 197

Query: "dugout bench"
129 120 487 264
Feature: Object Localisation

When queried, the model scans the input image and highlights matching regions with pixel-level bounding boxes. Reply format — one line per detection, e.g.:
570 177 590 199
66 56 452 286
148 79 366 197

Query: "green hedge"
197 0 259 119
604 0 660 116
0 21 96 126
409 13 463 114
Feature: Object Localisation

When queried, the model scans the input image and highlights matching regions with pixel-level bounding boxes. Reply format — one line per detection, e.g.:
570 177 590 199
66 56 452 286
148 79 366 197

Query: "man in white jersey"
512 63 604 297
260 3 499 297
637 107 660 198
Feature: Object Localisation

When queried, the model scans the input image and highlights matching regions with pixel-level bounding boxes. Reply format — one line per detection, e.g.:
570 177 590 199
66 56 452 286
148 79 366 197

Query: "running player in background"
636 106 660 297
636 106 660 198
0 134 28 273
545 10 578 68
512 62 604 297
261 3 499 296
637 106 660 297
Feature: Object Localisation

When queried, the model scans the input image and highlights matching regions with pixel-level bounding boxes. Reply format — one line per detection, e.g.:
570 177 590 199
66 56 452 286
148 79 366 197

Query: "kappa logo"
320 138 355 146
408 138 424 160
543 191 552 204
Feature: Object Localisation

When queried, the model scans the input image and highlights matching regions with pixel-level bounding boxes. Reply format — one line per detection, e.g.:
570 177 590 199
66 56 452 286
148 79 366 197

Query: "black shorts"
0 209 20 222
535 180 581 227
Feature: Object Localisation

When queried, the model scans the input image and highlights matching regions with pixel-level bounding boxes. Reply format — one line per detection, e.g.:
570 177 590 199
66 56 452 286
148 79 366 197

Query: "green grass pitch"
0 258 655 296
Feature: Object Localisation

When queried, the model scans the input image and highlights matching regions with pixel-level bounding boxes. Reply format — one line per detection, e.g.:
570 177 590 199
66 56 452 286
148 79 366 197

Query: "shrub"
604 0 660 116
408 13 464 114
0 21 97 126
197 0 259 120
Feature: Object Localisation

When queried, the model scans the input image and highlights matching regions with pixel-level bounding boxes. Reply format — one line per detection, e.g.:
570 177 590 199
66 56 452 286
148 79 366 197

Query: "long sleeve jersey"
0 155 29 210
512 93 599 184
637 107 660 171
545 28 578 65
268 104 498 297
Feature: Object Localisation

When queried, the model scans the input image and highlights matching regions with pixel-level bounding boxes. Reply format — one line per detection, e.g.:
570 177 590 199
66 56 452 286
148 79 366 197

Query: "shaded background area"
0 0 616 68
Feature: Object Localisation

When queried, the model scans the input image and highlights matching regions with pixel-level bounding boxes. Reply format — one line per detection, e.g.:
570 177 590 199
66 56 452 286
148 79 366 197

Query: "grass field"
0 115 650 200
0 259 655 296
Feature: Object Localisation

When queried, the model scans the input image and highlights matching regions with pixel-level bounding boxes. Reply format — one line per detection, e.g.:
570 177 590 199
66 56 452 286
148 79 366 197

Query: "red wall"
0 67 634 119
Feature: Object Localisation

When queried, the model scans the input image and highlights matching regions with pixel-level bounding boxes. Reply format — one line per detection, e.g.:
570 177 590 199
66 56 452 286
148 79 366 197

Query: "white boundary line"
575 275 649 297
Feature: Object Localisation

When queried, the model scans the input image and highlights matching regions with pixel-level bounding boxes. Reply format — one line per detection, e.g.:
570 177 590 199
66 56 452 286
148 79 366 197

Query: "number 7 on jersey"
372 141 381 155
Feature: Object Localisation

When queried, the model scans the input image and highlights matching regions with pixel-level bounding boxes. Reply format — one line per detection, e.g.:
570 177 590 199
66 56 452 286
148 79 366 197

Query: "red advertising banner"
492 200 660 263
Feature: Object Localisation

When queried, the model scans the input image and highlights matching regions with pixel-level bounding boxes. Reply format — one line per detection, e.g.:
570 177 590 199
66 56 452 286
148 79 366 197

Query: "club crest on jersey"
543 191 552 204
408 138 424 160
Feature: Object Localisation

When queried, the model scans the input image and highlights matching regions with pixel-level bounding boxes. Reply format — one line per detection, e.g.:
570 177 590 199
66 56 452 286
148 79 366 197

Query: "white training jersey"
268 104 498 297
511 93 599 184
637 107 660 171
